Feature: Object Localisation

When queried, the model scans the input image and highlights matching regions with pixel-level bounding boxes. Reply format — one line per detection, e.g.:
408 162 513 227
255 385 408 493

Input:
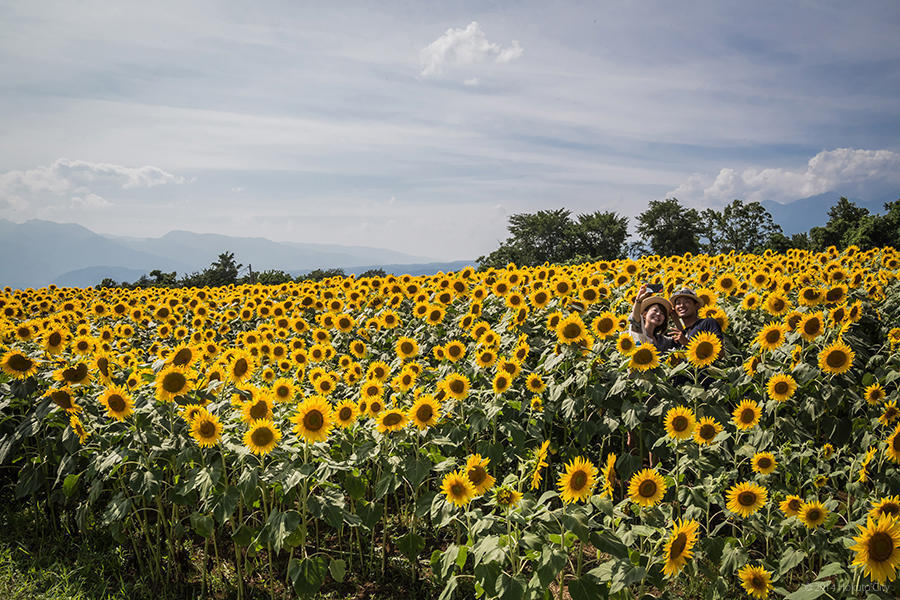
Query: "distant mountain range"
761 191 896 236
0 219 472 289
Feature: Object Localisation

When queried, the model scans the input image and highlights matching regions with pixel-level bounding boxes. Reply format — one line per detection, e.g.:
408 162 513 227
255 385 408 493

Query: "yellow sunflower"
333 400 359 428
779 494 803 517
191 413 223 447
738 564 772 599
441 469 475 507
530 440 550 490
69 415 90 444
443 373 470 400
244 419 281 455
376 408 408 433
797 313 824 341
685 331 721 368
395 337 419 360
766 373 797 402
725 482 768 518
885 424 900 463
880 401 900 427
47 387 81 413
850 516 900 584
662 519 700 577
756 322 788 350
629 343 659 372
615 333 636 355
409 395 440 430
628 468 667 507
733 399 762 430
664 405 696 441
493 486 523 509
600 453 616 498
466 454 496 496
155 365 192 402
492 372 512 395
292 396 333 443
870 496 900 521
1 350 39 380
98 385 134 421
798 500 828 529
525 373 546 393
751 452 777 475
865 383 886 405
693 417 722 445
818 340 854 375
556 456 597 504
556 314 587 344
227 350 255 383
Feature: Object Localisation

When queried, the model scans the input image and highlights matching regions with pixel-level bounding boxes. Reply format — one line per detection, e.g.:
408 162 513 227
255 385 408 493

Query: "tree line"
476 196 900 269
100 253 386 289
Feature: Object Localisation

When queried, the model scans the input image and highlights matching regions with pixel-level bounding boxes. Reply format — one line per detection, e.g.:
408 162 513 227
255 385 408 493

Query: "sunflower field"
2 246 900 599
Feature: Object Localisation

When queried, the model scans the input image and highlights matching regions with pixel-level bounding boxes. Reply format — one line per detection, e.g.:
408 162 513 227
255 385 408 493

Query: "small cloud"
668 148 900 205
70 193 112 210
231 187 245 193
420 21 524 77
463 77 480 87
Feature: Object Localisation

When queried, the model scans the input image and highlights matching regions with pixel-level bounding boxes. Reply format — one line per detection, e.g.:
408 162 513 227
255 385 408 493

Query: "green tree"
636 198 701 256
254 269 294 285
477 208 629 269
571 211 629 260
359 268 387 278
698 199 783 254
808 197 870 251
302 268 346 282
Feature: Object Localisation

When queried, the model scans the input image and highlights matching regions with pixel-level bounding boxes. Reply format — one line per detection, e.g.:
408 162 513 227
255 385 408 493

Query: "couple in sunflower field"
629 283 723 352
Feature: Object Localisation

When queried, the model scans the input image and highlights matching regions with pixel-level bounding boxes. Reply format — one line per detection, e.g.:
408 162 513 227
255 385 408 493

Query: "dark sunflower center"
826 351 847 368
870 532 895 562
276 386 290 399
468 466 486 487
696 341 714 359
535 292 547 303
638 480 657 498
449 380 465 394
383 412 402 427
771 299 785 311
562 323 582 339
107 394 126 412
63 363 88 382
48 332 62 346
416 405 433 422
400 342 413 354
750 575 765 589
740 408 755 424
757 457 772 470
672 416 689 432
570 470 587 491
765 330 781 343
788 499 801 512
806 508 822 522
233 358 248 377
448 346 462 358
669 532 687 559
738 491 758 507
774 382 789 394
8 353 33 372
199 420 216 437
699 424 716 439
338 407 353 421
173 348 193 366
881 503 900 517
97 357 109 377
635 349 652 364
804 319 820 335
249 401 268 420
303 410 324 431
51 390 73 409
496 376 508 389
450 482 465 497
162 372 187 393
598 318 614 333
251 427 274 447
370 401 382 413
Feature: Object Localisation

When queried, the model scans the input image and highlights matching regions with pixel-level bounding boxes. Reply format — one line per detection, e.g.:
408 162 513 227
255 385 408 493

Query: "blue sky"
1 0 899 260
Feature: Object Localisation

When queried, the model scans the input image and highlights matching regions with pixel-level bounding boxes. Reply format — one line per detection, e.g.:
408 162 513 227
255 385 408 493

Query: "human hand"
668 329 687 345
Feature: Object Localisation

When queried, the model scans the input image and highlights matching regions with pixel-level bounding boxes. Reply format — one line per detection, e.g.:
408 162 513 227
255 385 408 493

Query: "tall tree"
572 211 629 260
636 198 701 256
809 197 870 250
698 199 783 254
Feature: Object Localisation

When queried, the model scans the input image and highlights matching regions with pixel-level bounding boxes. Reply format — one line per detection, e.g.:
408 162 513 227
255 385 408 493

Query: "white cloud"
420 21 523 77
668 148 900 206
0 158 184 196
463 77 480 87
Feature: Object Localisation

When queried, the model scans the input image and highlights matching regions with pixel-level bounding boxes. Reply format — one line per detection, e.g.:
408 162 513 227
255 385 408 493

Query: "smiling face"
673 296 699 320
643 303 667 331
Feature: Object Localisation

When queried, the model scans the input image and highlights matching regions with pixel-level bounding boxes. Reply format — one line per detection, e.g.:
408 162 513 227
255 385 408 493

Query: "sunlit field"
2 246 900 599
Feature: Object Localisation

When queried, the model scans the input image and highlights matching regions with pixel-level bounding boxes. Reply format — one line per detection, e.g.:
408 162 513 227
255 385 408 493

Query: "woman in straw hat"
630 284 676 351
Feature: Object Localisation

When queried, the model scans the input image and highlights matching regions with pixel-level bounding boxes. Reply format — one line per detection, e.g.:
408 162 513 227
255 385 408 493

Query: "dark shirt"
682 317 724 341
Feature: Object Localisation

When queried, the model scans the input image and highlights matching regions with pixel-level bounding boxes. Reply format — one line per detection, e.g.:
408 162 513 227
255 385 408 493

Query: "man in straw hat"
668 288 723 346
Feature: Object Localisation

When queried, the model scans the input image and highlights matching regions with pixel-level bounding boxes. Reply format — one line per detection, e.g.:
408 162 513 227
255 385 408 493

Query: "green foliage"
698 199 783 254
478 209 629 269
302 268 346 282
635 198 701 256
